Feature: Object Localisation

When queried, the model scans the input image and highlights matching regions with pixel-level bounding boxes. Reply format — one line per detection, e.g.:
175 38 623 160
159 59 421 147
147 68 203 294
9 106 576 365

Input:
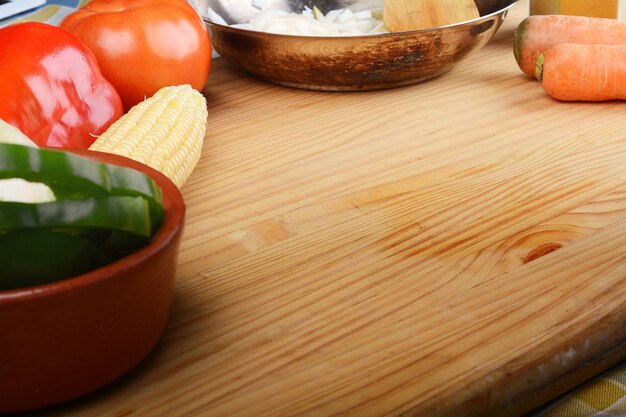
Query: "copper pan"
204 0 517 91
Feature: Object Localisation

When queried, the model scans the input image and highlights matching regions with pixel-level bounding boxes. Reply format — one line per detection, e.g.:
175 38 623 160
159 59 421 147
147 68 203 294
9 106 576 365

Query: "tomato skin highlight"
61 0 212 111
0 22 124 149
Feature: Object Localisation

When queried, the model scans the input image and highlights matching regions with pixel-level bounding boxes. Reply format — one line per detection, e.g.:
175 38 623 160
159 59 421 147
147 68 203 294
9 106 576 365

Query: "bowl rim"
0 149 186 304
202 0 517 40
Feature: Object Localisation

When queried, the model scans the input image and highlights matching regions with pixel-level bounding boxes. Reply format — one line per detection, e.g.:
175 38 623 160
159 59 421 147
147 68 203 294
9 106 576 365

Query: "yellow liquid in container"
530 0 624 19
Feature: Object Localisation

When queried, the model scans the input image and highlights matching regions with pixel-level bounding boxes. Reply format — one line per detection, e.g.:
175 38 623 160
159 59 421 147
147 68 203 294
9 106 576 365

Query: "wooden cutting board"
43 1 626 416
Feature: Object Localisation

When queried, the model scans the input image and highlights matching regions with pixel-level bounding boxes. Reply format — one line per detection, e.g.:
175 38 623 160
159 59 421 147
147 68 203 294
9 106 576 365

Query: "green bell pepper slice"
0 144 168 290
0 230 98 290
0 143 163 226
0 196 152 237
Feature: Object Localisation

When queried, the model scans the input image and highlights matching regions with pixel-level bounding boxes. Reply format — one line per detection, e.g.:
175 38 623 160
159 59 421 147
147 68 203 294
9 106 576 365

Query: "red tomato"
61 0 212 111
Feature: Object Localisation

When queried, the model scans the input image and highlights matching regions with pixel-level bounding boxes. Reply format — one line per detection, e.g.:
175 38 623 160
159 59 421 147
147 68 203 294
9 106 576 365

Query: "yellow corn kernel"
89 85 208 188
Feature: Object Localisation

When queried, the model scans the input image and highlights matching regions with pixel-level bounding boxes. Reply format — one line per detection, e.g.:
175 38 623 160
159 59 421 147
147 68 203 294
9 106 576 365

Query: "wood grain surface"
40 1 626 416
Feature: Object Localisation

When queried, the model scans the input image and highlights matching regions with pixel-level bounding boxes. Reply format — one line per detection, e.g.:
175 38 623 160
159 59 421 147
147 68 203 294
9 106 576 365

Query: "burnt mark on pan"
470 20 495 36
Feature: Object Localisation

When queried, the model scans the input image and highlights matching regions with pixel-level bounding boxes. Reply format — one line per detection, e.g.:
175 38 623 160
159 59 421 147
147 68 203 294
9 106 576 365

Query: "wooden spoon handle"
384 0 480 32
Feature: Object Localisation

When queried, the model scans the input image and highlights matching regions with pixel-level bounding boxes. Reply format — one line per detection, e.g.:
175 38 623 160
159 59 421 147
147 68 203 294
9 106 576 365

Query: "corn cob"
89 85 208 188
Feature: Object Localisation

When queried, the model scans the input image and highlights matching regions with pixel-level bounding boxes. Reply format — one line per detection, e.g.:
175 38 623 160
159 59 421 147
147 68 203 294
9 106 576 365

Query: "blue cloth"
0 0 89 27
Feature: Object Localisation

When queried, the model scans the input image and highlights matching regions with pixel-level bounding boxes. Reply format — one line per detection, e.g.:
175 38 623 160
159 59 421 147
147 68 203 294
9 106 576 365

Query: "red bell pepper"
0 22 123 148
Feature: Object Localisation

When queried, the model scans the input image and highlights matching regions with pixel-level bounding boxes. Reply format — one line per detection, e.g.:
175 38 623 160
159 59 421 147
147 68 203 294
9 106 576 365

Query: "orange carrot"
514 15 626 77
535 43 626 101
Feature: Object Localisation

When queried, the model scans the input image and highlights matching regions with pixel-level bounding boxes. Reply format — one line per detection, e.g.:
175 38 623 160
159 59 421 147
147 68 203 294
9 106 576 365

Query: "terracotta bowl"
204 0 517 91
0 150 185 414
